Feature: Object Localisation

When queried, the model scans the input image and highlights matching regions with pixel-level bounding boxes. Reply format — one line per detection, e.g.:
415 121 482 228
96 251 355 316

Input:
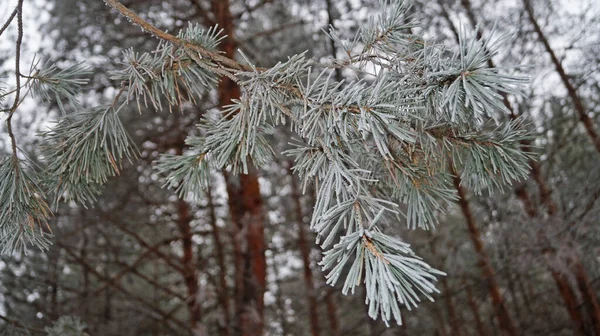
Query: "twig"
6 0 24 173
104 0 251 72
0 314 46 334
0 7 17 37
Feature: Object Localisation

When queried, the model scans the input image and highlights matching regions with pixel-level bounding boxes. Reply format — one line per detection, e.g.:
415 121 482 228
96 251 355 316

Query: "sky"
1 0 51 153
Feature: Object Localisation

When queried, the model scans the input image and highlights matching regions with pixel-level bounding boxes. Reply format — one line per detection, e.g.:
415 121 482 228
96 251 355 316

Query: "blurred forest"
0 0 599 335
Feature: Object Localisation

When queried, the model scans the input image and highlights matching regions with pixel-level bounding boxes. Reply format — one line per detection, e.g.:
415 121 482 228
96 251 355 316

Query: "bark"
47 247 59 322
223 170 266 336
529 161 557 215
438 0 551 217
441 278 461 336
207 185 231 336
428 233 459 336
514 185 537 217
451 166 518 336
324 287 340 336
103 242 112 322
176 199 202 329
173 141 202 330
455 0 558 216
81 220 90 318
308 186 340 336
399 315 408 336
222 172 245 332
463 278 487 336
573 259 600 334
549 269 587 335
213 2 267 335
289 165 321 336
454 4 592 333
324 0 342 82
431 304 448 336
58 241 191 332
517 274 534 315
502 239 522 329
523 0 600 153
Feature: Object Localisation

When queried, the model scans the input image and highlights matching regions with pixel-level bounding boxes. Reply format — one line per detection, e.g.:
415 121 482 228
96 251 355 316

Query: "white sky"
1 0 53 154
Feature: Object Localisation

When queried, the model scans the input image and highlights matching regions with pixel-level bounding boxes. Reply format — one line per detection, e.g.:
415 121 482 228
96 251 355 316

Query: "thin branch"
105 0 251 72
6 0 24 173
57 241 191 333
0 314 46 334
325 0 342 82
0 7 17 37
523 0 600 153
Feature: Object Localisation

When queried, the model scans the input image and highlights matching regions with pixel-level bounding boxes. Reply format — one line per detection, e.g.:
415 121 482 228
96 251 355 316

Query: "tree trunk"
463 278 487 336
454 0 558 216
502 239 522 329
289 165 321 336
324 0 342 82
173 140 203 331
573 259 600 334
431 304 448 336
441 278 461 336
81 219 90 318
523 0 600 153
549 269 587 335
517 274 534 315
451 166 518 336
428 232 459 336
207 184 231 336
213 2 267 335
324 287 340 336
176 198 202 330
47 247 59 322
320 5 342 334
454 3 589 333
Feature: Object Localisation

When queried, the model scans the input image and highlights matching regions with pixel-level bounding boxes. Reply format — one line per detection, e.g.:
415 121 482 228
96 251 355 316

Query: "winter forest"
0 0 599 335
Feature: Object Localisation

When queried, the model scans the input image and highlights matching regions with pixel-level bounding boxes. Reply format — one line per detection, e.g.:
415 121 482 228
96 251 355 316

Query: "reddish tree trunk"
176 199 202 329
451 167 518 336
213 2 266 335
453 0 558 216
523 0 600 153
172 140 203 331
222 172 245 331
289 165 321 336
441 279 461 336
207 185 231 336
453 4 589 333
549 270 587 335
463 278 487 336
573 259 600 334
431 304 448 336
223 169 266 336
81 220 90 318
428 233 459 336
324 287 340 336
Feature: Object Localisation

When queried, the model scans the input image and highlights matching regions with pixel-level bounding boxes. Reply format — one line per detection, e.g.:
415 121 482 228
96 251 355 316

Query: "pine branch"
0 0 535 327
6 0 25 170
104 0 251 72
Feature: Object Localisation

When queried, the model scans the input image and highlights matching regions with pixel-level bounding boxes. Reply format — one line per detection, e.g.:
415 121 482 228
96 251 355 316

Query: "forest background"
0 0 599 335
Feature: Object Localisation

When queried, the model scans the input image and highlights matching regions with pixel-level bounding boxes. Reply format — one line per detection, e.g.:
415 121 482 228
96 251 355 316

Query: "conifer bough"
1 0 533 326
